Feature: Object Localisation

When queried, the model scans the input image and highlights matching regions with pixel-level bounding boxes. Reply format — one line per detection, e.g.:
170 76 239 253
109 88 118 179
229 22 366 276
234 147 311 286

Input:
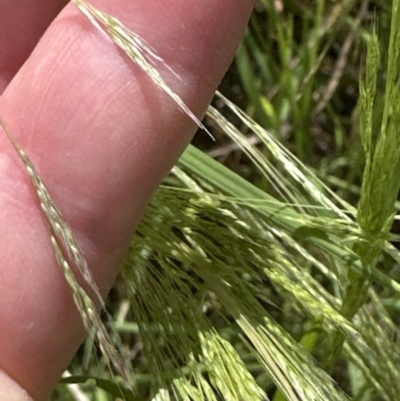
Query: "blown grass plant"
3 0 400 400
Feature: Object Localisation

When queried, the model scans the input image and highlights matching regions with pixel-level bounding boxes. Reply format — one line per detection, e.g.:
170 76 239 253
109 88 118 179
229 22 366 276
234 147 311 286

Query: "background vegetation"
54 0 400 400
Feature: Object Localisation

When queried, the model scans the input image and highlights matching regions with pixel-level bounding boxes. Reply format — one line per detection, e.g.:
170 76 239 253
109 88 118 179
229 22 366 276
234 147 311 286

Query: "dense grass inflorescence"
33 0 400 400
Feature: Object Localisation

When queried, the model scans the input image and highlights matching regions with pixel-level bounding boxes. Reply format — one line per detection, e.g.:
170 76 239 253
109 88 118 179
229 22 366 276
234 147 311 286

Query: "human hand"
0 1 253 400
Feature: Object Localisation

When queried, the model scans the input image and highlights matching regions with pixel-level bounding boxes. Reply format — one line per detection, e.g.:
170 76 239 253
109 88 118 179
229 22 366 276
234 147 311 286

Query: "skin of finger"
0 0 253 399
0 371 33 401
0 0 69 93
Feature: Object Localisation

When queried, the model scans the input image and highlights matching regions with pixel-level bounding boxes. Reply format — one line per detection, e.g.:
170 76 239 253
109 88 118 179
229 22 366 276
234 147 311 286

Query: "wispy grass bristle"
72 0 213 138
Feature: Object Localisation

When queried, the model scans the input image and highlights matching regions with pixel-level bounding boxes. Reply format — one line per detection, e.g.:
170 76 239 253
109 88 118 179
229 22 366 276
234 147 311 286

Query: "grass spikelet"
0 115 131 387
124 181 355 400
211 92 356 220
198 331 266 401
72 0 211 136
358 2 400 243
0 115 103 305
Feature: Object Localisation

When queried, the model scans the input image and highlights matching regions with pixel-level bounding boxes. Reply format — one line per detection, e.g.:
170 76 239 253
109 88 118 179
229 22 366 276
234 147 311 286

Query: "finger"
0 0 253 400
0 0 69 93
